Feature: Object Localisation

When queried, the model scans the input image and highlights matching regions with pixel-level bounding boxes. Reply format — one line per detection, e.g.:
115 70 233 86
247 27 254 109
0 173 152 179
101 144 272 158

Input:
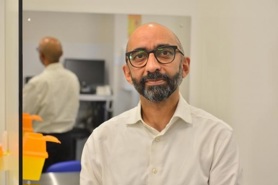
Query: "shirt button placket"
155 137 160 142
149 136 161 184
152 168 158 174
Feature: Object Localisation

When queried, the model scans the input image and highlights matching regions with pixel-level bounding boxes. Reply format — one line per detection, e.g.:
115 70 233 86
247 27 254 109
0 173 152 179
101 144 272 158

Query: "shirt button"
152 168 158 174
155 137 160 142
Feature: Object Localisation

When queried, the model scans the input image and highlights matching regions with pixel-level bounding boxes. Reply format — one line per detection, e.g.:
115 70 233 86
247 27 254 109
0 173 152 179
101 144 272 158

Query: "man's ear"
40 53 48 66
182 57 190 78
122 64 133 84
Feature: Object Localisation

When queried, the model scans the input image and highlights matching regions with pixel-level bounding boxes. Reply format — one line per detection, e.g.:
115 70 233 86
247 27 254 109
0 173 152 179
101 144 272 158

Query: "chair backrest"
46 160 81 173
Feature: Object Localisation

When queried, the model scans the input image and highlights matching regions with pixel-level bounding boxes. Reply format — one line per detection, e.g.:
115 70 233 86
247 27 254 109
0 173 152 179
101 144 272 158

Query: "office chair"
46 160 81 173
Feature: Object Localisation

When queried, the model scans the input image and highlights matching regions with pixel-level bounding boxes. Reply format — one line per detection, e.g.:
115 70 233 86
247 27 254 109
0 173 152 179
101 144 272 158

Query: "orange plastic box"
23 132 60 181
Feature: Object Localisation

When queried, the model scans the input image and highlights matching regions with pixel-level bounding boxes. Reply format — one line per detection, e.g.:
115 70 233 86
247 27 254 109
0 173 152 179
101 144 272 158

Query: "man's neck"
140 91 180 132
44 60 58 67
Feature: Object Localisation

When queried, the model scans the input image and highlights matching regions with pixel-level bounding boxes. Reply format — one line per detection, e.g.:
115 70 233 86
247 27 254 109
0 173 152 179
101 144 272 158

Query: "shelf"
79 94 113 102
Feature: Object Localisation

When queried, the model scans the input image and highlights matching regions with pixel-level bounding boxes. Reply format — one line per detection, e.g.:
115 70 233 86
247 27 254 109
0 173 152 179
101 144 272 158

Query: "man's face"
123 24 190 102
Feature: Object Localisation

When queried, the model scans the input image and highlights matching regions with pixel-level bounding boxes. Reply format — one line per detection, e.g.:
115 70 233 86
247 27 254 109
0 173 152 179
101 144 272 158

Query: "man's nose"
145 53 161 72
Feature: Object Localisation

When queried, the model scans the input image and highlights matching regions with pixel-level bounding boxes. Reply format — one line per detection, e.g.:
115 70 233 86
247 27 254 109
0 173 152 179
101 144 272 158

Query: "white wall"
23 0 278 184
23 12 191 117
190 1 278 184
1 0 19 184
0 0 5 136
0 0 5 182
23 11 114 86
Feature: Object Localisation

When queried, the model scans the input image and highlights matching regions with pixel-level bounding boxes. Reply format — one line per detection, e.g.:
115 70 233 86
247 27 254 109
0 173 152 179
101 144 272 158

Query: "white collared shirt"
80 95 242 185
23 63 80 133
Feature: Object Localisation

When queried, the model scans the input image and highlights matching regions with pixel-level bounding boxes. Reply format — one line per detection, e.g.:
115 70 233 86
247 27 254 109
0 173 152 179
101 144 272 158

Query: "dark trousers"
41 131 75 172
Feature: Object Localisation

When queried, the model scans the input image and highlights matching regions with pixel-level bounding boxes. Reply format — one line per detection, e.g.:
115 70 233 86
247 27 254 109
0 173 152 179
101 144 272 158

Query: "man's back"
23 62 80 133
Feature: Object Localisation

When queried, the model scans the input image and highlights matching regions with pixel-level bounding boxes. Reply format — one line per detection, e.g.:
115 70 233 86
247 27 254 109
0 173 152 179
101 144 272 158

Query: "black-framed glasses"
126 45 184 68
36 47 41 53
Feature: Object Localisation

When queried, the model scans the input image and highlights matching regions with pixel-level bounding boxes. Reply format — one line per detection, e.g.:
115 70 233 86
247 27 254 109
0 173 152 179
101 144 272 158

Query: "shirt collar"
45 62 63 70
125 102 142 125
173 94 193 125
126 94 192 125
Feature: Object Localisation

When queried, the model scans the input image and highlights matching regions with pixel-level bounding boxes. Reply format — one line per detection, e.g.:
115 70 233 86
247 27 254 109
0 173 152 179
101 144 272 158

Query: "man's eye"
157 48 174 57
162 50 171 55
132 51 147 60
135 53 144 59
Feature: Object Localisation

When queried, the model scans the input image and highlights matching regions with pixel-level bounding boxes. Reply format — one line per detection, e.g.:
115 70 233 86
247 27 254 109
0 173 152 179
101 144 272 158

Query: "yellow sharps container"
23 132 60 181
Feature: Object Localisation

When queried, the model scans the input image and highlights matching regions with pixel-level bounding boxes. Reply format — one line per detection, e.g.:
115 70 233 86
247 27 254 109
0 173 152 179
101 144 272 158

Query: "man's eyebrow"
129 44 172 52
156 44 171 48
131 47 147 52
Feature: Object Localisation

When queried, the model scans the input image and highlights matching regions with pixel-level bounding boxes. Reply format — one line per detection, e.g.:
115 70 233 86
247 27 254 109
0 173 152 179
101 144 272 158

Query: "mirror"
22 11 191 160
23 11 191 116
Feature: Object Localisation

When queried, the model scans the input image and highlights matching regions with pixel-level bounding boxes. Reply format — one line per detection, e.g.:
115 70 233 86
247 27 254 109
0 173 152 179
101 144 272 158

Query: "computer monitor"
64 58 105 94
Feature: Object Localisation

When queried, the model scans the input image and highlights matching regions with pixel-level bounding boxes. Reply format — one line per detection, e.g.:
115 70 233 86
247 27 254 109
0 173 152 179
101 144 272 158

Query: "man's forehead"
127 37 178 52
127 29 177 51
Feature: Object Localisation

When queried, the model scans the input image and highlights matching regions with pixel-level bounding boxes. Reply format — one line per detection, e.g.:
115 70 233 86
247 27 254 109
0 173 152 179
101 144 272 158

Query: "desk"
79 94 113 102
23 172 80 185
79 94 113 120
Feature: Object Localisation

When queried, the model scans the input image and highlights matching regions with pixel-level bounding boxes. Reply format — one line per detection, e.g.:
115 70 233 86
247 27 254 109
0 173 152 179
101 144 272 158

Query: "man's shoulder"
23 74 49 96
63 68 79 80
92 107 137 135
189 105 233 132
27 73 46 85
103 107 136 125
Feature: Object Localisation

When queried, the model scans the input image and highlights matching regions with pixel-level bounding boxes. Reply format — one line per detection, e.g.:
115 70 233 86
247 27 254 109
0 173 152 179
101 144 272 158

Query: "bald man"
23 36 80 172
80 23 242 185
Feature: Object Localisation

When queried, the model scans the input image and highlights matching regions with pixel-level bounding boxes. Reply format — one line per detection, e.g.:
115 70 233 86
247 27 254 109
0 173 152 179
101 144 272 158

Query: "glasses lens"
129 50 148 67
155 46 175 63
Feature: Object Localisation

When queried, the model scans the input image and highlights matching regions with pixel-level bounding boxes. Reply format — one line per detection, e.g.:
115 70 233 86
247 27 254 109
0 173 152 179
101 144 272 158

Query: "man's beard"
132 66 183 102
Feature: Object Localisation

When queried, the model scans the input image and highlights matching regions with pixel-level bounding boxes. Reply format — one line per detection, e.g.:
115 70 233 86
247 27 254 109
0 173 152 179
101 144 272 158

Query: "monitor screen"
64 58 105 93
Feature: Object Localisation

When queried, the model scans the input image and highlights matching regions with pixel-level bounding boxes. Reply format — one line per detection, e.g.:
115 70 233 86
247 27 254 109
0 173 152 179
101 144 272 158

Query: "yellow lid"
23 132 61 158
22 113 42 133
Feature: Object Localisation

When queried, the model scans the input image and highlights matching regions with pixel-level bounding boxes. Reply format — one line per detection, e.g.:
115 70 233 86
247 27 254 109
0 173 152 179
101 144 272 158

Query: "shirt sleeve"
22 79 46 115
209 131 243 185
80 133 102 185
